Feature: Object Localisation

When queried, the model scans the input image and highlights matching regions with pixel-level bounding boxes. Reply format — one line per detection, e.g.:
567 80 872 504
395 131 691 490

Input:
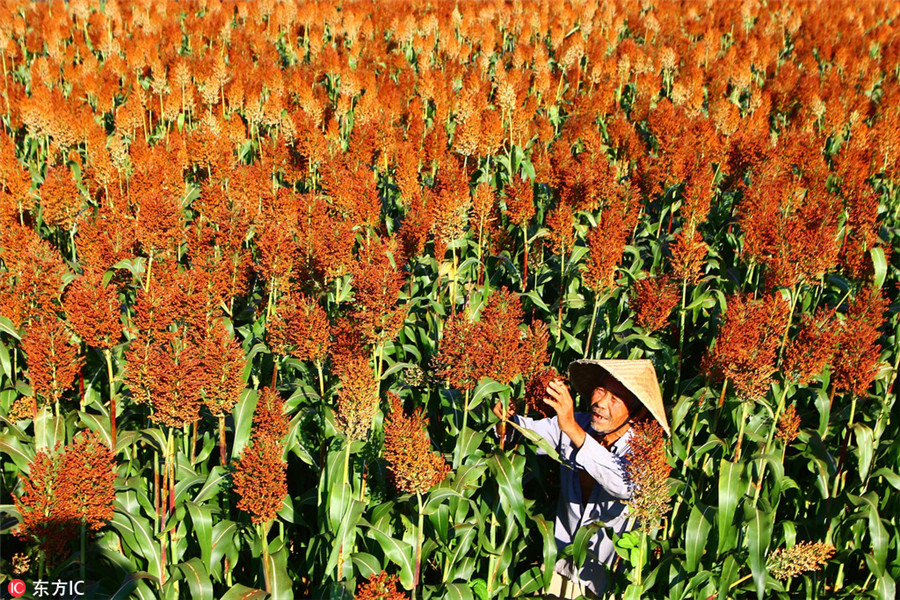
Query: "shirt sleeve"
572 434 632 500
496 414 563 456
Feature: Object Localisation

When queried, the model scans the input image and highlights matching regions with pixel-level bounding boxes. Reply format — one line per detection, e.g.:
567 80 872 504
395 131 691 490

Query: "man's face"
588 377 634 434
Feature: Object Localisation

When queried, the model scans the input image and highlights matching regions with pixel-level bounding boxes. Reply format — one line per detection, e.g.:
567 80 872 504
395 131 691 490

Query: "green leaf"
686 503 714 571
124 510 162 581
0 316 22 340
0 433 35 472
532 515 557 587
186 502 213 569
718 555 740 600
174 558 213 600
561 329 584 355
231 389 258 461
366 524 415 590
194 466 228 503
351 552 381 579
487 452 527 529
875 573 895 600
745 505 773 600
220 584 267 600
469 378 508 412
506 420 563 463
210 520 237 572
267 545 294 600
717 460 745 556
852 423 874 480
871 247 887 289
422 487 468 514
444 582 475 600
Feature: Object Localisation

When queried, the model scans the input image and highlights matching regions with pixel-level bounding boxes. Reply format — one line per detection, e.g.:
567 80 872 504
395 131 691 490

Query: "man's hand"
544 378 587 448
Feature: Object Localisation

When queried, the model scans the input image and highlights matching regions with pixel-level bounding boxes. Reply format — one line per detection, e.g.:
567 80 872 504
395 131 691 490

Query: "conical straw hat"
567 359 670 435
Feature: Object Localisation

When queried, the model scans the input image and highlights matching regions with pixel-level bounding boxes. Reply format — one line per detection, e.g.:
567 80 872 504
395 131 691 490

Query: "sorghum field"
0 1 899 599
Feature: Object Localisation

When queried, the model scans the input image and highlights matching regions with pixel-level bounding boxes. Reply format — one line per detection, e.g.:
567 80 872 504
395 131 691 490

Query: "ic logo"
8 579 26 598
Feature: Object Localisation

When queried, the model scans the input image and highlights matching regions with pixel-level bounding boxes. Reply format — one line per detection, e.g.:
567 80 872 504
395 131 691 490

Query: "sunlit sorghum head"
198 319 247 418
775 404 801 444
631 274 680 333
232 437 287 525
15 431 116 564
524 367 561 418
624 419 672 533
701 293 789 401
21 312 85 407
355 571 408 600
253 386 289 445
767 542 835 581
383 393 451 495
782 308 839 385
669 228 707 284
583 206 631 292
334 352 380 442
63 271 122 349
831 287 888 397
350 237 408 347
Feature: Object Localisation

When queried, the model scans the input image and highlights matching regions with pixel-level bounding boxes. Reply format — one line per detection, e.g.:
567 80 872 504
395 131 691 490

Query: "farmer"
493 359 670 600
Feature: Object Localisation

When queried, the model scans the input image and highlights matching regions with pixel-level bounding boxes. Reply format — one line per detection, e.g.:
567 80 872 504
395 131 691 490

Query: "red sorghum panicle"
831 287 888 396
669 228 708 284
776 405 801 444
583 206 631 292
37 165 82 230
783 308 839 384
199 320 247 418
15 431 116 564
351 238 408 347
355 571 408 600
702 293 789 400
767 542 836 580
383 393 451 495
524 367 560 418
631 275 680 332
334 352 380 441
63 272 121 349
624 419 673 532
21 313 85 407
232 438 287 525
436 288 547 390
253 387 289 445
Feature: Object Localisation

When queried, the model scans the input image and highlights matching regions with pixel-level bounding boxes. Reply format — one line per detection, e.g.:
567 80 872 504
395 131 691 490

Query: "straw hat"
567 359 670 435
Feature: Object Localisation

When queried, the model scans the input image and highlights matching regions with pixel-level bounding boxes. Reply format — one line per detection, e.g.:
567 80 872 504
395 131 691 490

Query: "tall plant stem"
583 290 599 359
260 521 273 593
676 278 688 393
104 349 117 450
316 360 325 399
80 520 87 582
453 389 470 469
520 223 529 292
487 499 499 598
337 442 352 581
636 529 647 587
557 250 566 326
777 286 798 366
733 401 750 461
413 492 424 600
145 249 154 293
450 246 458 316
833 395 858 497
218 415 227 466
754 384 790 503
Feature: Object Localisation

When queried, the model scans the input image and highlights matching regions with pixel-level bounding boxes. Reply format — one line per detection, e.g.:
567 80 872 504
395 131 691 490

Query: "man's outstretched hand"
544 378 587 448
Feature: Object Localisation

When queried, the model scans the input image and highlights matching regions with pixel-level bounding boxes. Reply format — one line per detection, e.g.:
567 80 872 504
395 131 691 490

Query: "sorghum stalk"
104 349 117 450
733 401 751 461
453 389 470 469
413 492 424 600
584 290 599 359
521 223 528 292
259 521 272 593
218 416 227 466
755 384 790 502
316 360 325 399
